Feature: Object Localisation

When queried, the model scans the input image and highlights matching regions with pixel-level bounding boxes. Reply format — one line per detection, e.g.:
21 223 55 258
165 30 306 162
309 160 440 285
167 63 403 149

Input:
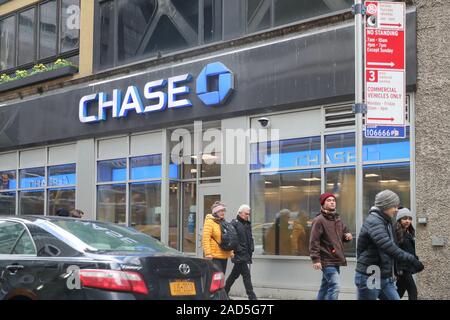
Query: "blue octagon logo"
196 62 234 106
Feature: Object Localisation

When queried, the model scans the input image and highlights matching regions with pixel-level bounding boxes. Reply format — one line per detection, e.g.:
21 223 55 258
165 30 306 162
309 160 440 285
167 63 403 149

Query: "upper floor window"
95 0 353 70
0 0 80 74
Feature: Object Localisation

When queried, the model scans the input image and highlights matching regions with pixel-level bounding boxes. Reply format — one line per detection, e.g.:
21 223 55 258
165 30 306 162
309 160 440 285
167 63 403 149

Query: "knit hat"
396 207 415 222
374 190 400 212
320 193 336 206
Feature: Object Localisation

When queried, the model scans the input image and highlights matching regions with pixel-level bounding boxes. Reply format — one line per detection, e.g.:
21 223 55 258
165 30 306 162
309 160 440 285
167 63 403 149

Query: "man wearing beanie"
355 190 424 300
309 193 353 300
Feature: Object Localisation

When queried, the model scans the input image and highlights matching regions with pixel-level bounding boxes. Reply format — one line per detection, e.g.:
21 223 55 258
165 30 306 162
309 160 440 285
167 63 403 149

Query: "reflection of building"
0 1 449 300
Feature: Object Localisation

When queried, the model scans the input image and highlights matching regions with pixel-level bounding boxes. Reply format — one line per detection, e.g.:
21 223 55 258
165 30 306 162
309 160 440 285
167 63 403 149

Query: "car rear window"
51 219 177 253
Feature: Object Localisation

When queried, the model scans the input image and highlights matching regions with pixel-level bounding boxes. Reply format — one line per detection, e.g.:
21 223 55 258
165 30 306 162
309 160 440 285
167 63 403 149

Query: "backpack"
216 220 239 251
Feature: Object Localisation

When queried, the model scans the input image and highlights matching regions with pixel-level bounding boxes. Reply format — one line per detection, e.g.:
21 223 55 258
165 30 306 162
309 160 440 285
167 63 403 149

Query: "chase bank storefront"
0 8 416 299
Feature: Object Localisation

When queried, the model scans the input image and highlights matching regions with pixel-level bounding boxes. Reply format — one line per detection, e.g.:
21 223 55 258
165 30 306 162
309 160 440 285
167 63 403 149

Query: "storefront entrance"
197 184 221 258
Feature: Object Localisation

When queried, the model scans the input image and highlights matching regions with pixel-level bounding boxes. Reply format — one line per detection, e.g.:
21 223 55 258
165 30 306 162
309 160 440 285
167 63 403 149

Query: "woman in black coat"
395 207 419 300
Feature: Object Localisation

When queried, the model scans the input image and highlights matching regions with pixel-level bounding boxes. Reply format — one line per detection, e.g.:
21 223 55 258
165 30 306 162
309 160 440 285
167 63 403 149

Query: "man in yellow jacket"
202 201 232 273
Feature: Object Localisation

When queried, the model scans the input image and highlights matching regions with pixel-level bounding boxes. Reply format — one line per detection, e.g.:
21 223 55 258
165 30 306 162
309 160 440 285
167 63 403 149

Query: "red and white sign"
365 1 406 125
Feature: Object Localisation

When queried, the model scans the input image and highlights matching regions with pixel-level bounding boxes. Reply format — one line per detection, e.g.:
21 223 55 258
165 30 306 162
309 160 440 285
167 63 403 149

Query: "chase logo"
196 62 234 106
79 61 234 123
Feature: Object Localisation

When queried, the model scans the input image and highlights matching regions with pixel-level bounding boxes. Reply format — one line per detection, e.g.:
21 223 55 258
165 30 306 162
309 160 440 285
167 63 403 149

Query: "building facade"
0 0 448 299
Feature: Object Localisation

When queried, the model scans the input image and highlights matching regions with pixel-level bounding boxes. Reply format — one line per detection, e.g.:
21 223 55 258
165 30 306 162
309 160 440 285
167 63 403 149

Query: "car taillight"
209 272 225 293
79 269 149 295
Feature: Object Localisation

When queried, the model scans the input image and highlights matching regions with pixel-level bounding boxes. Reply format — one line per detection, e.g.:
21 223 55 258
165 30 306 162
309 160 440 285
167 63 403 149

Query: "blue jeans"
355 272 400 300
317 266 340 300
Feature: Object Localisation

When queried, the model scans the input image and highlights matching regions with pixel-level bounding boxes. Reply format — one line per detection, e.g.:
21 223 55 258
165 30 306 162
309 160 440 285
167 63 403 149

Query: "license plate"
169 280 196 296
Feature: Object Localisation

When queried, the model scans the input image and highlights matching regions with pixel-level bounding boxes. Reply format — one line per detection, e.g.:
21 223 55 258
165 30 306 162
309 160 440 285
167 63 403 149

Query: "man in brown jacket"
309 193 353 300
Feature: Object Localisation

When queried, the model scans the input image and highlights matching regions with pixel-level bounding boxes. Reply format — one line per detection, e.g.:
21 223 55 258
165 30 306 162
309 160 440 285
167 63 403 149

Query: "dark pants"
224 263 257 300
212 258 228 274
397 272 418 300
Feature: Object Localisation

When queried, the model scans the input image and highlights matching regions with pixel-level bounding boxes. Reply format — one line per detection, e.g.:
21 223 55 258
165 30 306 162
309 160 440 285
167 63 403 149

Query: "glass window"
182 182 196 253
130 182 161 240
325 166 356 257
60 0 80 53
1 170 17 190
48 188 75 216
0 192 15 215
325 133 355 165
251 170 321 256
247 0 271 33
18 8 36 66
169 181 180 249
97 184 126 224
274 0 353 27
117 0 157 62
48 164 76 187
97 159 127 182
20 167 46 189
0 221 36 255
39 0 57 59
204 0 222 43
0 16 16 71
130 155 162 180
201 152 221 178
364 127 410 161
251 137 321 170
363 163 410 219
19 190 45 215
99 0 115 68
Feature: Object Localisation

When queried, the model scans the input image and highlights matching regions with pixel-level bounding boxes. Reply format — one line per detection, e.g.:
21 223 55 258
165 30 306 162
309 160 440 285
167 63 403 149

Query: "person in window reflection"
70 209 84 219
264 209 292 255
290 211 309 256
309 193 353 300
56 208 70 217
202 201 232 274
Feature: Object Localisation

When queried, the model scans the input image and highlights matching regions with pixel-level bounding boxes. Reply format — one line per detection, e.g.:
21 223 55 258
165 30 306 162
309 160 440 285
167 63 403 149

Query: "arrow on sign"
380 23 402 27
367 62 395 67
368 117 395 121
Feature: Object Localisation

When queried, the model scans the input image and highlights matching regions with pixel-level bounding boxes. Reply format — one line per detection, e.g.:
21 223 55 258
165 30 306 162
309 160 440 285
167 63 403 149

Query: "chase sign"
79 62 234 123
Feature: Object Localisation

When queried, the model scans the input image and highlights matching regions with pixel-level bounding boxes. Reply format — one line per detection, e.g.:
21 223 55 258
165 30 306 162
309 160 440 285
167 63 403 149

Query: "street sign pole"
354 0 365 238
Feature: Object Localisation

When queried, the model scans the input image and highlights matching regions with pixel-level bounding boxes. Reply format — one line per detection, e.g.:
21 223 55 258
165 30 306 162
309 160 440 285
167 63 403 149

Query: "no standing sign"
365 1 406 126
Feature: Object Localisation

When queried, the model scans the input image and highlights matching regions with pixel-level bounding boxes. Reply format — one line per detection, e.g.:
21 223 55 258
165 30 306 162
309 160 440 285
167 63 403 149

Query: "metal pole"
354 0 364 237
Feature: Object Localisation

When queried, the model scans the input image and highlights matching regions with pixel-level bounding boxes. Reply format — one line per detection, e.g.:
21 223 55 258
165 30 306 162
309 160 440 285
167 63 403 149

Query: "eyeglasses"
401 217 413 221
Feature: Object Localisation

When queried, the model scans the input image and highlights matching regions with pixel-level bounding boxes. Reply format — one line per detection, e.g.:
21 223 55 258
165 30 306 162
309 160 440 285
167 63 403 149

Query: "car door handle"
6 264 24 275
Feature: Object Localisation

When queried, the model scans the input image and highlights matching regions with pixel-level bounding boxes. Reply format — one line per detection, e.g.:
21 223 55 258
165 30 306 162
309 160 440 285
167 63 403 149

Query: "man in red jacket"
309 193 353 300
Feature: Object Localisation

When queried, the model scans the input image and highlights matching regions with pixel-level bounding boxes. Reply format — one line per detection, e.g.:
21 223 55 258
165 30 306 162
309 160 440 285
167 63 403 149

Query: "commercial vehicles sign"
365 1 406 126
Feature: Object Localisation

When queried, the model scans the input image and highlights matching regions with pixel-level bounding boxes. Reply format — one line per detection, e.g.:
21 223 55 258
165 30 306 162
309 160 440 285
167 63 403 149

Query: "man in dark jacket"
224 204 257 300
355 190 424 300
309 193 353 300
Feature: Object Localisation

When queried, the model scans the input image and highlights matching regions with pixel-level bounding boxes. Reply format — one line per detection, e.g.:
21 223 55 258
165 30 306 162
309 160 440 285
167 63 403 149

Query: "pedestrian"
355 190 424 300
224 205 257 300
395 207 421 300
202 201 232 273
70 209 84 218
309 193 353 300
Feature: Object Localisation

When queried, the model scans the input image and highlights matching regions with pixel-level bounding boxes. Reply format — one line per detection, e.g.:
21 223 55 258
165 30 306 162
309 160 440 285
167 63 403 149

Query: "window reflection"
130 182 161 240
20 190 45 215
39 0 57 59
251 170 321 256
325 166 356 257
97 184 126 224
0 16 16 70
363 163 410 219
18 8 36 66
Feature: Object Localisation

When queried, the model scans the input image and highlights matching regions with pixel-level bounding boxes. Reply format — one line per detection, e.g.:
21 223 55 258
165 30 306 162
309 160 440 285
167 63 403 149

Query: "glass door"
196 184 221 257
